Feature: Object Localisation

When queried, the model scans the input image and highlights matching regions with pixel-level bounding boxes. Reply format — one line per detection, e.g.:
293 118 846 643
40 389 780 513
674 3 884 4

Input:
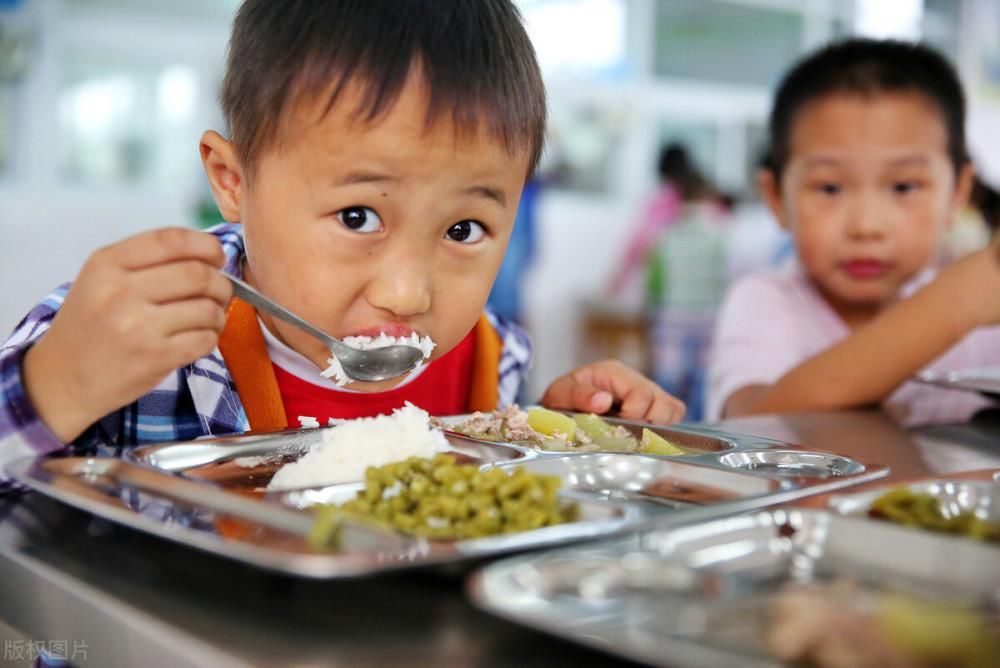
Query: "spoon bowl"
222 273 425 382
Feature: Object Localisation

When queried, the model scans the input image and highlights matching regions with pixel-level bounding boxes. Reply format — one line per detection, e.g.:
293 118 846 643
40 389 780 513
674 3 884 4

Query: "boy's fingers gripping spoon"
222 272 425 382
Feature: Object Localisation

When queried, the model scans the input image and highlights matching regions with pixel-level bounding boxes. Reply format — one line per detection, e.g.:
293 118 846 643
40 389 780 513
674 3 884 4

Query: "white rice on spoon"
321 333 436 386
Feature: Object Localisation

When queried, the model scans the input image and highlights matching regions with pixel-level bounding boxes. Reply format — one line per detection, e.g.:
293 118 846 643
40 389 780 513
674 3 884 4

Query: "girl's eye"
813 182 842 196
337 206 383 234
445 220 487 244
892 181 921 195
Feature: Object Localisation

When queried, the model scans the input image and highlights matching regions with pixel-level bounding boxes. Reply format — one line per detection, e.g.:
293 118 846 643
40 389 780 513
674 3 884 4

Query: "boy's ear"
200 131 243 222
756 168 788 230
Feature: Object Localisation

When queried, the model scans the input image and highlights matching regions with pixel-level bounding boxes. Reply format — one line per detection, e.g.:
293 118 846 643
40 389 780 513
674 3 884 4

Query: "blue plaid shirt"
0 223 532 492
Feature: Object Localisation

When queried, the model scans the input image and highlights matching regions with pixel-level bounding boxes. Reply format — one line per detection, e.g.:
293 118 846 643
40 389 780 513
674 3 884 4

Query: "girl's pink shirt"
707 259 1000 425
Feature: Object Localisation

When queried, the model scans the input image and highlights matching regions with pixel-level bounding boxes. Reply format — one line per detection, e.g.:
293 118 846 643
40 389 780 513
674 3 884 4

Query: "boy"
708 39 1000 425
0 0 683 488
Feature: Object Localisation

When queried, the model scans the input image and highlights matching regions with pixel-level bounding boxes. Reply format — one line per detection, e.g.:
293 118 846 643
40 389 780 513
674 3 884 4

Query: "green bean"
868 488 1000 542
330 454 575 541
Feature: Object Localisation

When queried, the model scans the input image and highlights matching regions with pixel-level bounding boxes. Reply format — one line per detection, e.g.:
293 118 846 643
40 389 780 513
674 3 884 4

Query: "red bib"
273 330 475 423
218 298 502 432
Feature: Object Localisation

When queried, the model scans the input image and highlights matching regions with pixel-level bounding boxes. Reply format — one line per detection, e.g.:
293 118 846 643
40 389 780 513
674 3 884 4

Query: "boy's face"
760 92 972 319
203 72 530 391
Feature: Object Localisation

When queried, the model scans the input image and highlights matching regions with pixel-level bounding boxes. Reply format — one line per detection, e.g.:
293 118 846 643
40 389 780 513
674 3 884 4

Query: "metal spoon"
222 273 425 382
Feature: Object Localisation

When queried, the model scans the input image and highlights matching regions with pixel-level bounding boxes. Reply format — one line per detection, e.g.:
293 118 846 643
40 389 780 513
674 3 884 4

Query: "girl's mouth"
840 259 891 280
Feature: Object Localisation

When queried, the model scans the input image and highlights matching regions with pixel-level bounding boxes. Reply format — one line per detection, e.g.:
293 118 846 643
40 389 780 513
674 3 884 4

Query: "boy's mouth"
840 259 891 280
349 324 418 339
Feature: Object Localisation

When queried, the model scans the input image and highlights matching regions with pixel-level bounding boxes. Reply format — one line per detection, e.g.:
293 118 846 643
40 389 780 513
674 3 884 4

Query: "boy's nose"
364 254 433 318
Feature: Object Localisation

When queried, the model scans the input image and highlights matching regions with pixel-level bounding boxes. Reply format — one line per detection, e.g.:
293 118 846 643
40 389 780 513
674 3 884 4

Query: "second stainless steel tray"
469 508 1000 668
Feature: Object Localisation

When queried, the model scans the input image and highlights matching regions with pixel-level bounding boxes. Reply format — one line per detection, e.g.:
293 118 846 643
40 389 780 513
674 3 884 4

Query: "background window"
653 0 804 87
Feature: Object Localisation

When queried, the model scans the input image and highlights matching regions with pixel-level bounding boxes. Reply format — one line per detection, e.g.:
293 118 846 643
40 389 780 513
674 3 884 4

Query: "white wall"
521 193 633 397
0 189 191 332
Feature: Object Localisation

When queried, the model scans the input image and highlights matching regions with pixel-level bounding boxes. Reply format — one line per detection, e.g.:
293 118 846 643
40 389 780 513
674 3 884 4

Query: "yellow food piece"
572 412 616 440
593 434 639 452
877 594 998 665
639 428 685 456
527 407 577 440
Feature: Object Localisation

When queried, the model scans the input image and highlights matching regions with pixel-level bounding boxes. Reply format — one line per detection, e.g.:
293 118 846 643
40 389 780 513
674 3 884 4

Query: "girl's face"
761 92 972 324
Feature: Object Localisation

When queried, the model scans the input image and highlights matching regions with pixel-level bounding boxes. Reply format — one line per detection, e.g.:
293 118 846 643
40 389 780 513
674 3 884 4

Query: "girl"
708 38 1000 425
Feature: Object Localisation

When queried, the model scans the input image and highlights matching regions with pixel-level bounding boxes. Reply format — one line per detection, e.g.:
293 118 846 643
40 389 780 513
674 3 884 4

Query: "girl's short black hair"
767 38 967 178
221 0 546 178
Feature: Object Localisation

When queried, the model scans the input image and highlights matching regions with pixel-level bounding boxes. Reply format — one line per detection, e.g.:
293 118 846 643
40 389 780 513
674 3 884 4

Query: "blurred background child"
608 143 731 419
707 38 1000 426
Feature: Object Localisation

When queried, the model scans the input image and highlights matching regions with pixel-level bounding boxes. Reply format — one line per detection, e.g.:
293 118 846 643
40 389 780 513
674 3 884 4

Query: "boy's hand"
540 359 685 425
22 228 232 443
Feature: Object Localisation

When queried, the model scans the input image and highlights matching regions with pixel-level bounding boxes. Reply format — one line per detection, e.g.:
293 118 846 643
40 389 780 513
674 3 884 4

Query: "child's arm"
724 242 1000 417
540 359 686 424
16 228 232 443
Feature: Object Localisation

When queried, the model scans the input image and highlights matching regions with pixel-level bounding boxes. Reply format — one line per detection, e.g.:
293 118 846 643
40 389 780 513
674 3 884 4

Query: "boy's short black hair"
221 0 546 179
767 38 967 178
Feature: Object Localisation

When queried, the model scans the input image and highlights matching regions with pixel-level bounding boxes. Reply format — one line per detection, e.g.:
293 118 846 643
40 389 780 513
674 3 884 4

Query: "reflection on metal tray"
469 508 1000 668
129 428 532 492
717 449 865 478
915 368 1000 398
829 479 1000 532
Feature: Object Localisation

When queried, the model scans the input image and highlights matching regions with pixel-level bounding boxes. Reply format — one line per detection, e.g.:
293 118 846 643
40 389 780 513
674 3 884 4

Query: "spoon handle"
222 272 341 353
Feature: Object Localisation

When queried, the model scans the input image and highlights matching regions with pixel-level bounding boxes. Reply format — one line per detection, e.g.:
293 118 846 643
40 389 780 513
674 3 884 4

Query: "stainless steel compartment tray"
5 444 876 580
441 412 887 484
469 508 1000 668
437 412 746 455
5 454 637 578
129 427 532 492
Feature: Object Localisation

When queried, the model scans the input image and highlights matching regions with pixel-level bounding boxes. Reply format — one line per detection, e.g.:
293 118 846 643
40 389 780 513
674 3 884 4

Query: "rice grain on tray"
267 403 448 490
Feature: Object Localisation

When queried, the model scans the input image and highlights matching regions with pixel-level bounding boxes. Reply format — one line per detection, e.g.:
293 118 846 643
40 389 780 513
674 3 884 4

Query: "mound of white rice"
321 333 436 386
267 403 448 490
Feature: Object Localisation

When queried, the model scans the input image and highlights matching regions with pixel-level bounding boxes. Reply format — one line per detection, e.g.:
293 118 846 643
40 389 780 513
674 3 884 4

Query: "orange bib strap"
217 298 287 432
467 314 502 412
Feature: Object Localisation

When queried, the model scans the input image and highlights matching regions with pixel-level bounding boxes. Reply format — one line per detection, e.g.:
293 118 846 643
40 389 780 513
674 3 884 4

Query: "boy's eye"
892 181 921 195
337 206 383 234
445 220 486 244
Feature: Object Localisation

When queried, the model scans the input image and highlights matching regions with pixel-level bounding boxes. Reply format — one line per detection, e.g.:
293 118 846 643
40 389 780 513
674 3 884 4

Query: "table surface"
2 409 998 668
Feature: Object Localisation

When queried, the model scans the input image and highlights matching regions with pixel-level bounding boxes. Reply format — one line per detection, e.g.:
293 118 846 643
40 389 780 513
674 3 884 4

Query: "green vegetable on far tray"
868 488 1000 542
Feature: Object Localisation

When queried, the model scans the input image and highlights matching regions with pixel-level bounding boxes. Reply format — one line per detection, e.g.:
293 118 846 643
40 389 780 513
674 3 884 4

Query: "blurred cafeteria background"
1 0 999 418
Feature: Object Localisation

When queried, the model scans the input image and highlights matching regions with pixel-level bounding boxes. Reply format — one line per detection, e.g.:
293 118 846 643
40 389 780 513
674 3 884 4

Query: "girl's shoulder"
725 261 817 309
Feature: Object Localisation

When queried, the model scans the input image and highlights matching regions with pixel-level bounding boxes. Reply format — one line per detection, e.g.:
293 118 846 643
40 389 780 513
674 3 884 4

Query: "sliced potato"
572 412 616 441
640 428 685 456
527 407 577 440
593 434 639 452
